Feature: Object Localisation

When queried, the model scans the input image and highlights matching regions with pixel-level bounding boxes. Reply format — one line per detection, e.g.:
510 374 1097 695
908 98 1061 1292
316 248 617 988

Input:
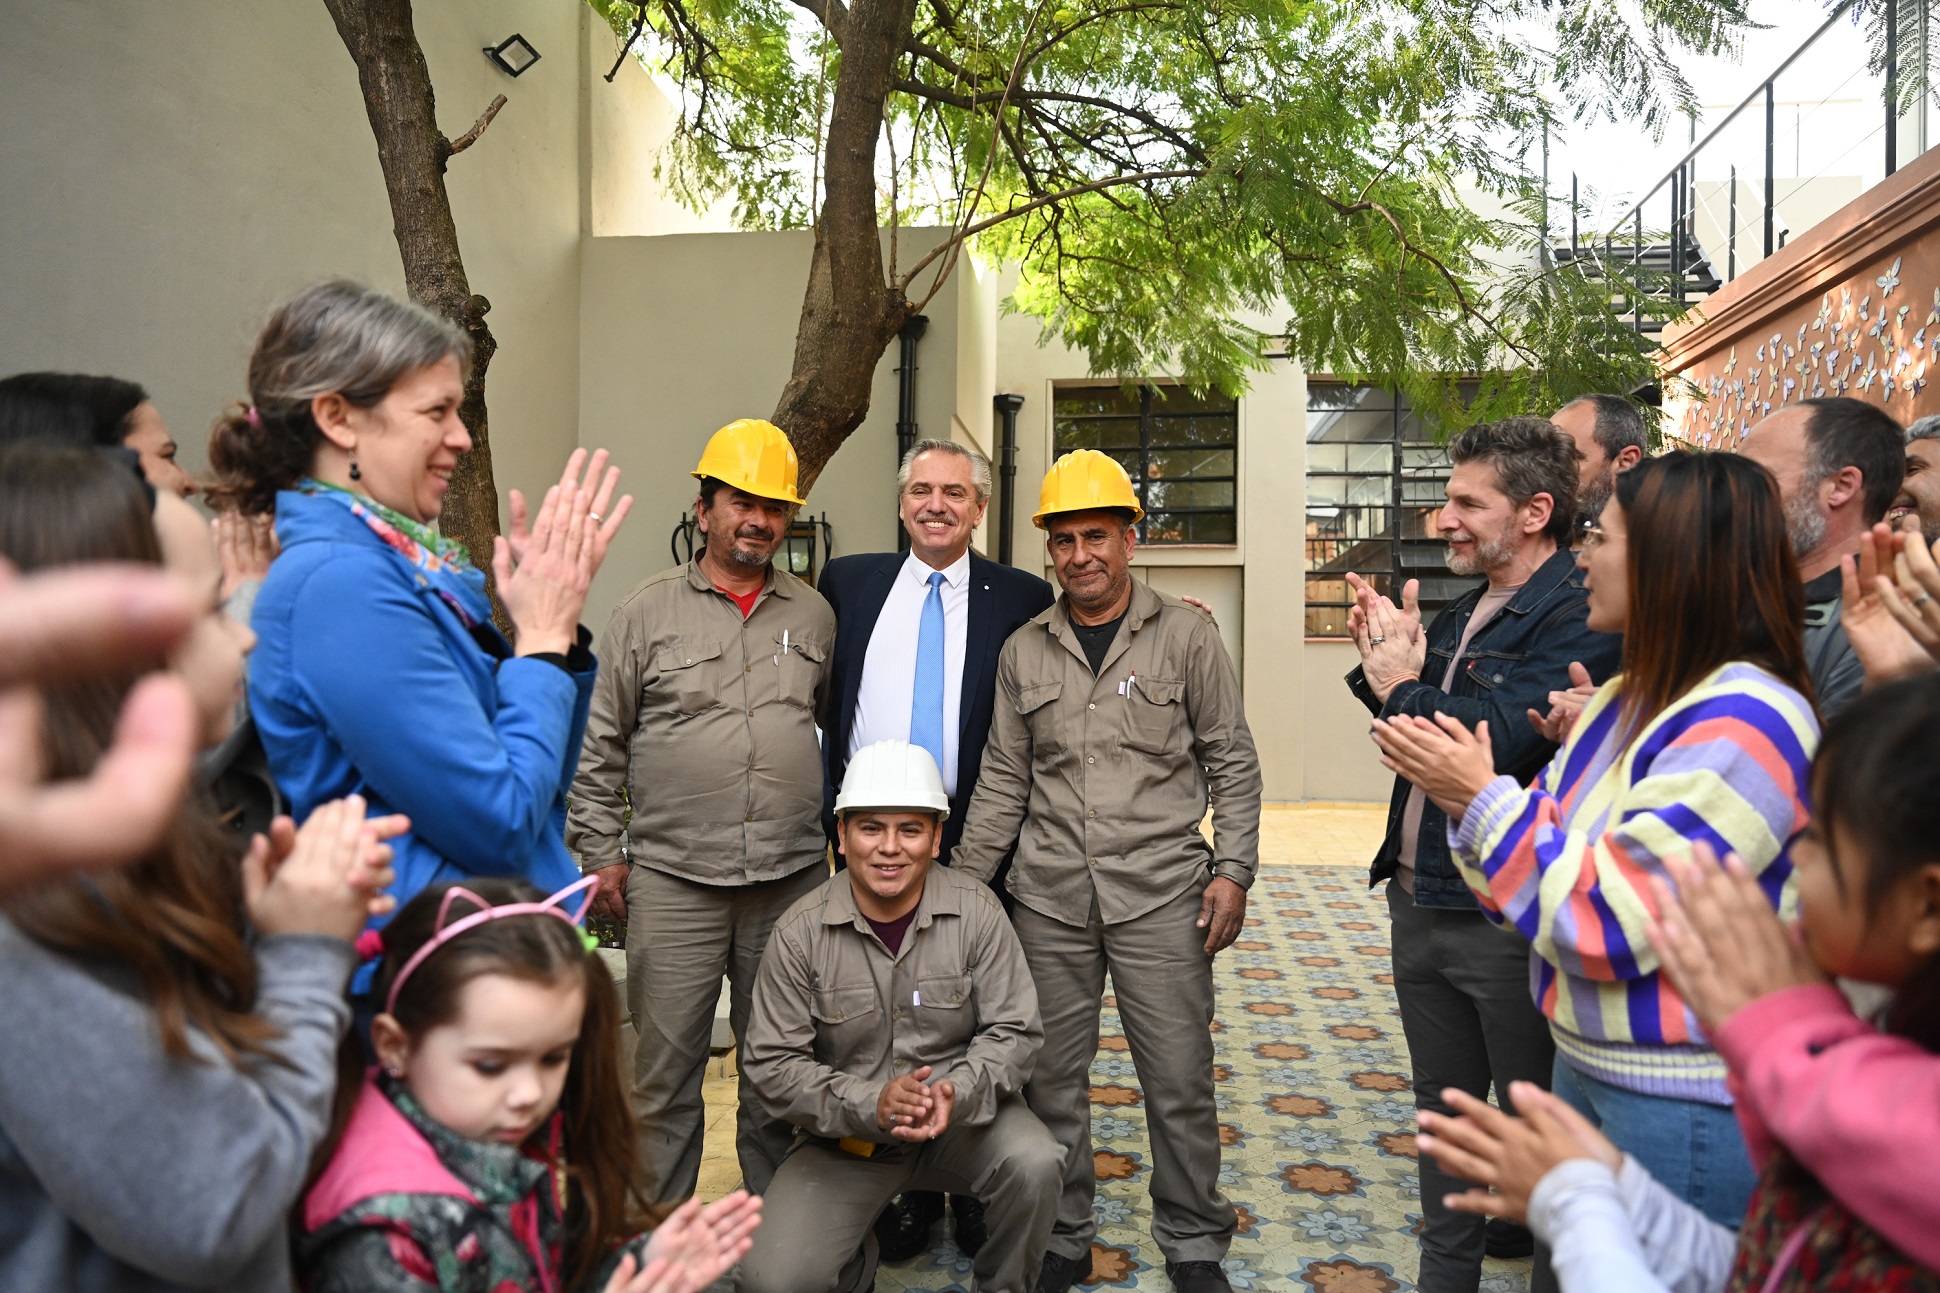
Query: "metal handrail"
1611 0 1861 237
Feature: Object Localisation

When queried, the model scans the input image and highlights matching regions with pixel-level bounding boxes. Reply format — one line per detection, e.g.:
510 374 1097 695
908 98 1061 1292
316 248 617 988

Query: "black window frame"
1304 383 1476 639
1051 382 1239 546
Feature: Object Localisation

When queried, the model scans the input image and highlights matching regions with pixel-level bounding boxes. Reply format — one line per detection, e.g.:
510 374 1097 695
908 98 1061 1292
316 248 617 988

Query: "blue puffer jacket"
249 491 595 981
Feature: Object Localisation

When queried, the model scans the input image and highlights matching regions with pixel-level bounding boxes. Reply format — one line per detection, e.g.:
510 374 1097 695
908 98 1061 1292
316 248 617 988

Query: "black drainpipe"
992 393 1024 565
894 315 929 552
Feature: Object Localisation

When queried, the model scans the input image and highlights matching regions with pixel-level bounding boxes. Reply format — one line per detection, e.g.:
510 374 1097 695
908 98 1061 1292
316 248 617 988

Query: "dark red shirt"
864 908 918 955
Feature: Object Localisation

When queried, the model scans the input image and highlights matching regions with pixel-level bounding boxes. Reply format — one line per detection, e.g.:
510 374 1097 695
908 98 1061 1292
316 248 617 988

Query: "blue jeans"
1550 1057 1757 1228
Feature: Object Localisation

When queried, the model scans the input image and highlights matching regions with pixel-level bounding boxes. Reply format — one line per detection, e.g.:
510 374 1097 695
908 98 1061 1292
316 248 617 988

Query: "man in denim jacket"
1345 417 1622 1293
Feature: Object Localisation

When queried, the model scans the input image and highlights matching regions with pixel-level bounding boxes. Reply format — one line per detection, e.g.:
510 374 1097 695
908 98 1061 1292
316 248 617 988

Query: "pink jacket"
1714 983 1940 1270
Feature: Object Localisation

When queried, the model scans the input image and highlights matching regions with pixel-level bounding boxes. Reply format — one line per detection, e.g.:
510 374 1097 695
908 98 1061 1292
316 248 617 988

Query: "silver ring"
1369 635 1387 645
1917 591 1933 608
589 512 603 524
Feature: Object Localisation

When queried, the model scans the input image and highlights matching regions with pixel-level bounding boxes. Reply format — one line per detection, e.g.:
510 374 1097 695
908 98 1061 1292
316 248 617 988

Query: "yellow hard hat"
1032 448 1144 528
692 419 806 506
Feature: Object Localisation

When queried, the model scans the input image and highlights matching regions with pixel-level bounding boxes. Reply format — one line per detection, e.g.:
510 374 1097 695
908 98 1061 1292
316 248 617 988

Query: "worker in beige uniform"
739 739 1061 1293
952 450 1263 1293
568 419 836 1204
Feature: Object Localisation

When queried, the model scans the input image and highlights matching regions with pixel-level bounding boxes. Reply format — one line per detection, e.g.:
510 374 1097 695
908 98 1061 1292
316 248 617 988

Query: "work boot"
1033 1250 1089 1293
872 1191 945 1262
1165 1260 1233 1292
1484 1216 1536 1259
950 1194 989 1256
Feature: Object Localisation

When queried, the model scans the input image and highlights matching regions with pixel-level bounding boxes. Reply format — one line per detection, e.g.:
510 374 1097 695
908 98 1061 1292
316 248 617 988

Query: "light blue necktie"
910 571 947 775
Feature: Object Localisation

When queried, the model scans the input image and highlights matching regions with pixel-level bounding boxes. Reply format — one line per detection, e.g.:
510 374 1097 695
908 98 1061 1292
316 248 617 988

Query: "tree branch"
788 0 849 43
901 167 1200 293
604 4 648 82
445 94 507 157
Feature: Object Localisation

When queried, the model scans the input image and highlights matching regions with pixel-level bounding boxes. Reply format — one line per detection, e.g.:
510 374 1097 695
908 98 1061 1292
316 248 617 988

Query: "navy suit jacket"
819 550 1055 865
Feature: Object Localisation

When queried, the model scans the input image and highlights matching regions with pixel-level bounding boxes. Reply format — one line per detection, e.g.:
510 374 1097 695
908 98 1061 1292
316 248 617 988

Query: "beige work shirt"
567 560 834 885
952 580 1262 926
742 865 1043 1144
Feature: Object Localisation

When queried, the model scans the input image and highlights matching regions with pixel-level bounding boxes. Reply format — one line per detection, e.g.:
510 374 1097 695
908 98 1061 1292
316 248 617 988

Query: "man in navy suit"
817 437 1054 1263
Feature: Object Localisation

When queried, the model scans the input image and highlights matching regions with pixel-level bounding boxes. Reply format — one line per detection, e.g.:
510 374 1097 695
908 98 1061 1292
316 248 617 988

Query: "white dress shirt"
848 550 969 795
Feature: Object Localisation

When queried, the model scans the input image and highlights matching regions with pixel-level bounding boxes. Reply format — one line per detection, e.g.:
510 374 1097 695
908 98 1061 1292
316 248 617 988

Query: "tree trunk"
771 0 920 492
321 0 502 572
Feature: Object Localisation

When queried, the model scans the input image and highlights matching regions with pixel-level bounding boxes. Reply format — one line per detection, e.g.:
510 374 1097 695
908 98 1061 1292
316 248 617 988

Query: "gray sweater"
0 917 355 1292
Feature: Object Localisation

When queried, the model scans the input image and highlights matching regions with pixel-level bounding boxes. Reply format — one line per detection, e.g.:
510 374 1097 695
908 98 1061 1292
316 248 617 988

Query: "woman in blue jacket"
207 281 631 983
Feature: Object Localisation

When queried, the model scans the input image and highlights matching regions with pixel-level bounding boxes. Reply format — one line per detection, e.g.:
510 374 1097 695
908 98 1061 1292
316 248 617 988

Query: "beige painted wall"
575 227 973 630
0 0 589 508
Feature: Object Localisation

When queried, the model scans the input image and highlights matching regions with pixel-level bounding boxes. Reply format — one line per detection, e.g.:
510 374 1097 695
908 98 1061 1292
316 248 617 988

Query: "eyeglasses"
1579 524 1610 551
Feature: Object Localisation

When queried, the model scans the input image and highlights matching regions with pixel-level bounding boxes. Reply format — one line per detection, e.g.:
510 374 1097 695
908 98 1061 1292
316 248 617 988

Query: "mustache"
733 525 777 542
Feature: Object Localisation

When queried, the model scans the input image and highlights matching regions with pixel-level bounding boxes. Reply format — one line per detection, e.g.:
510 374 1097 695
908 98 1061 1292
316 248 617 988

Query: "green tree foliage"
591 0 1747 465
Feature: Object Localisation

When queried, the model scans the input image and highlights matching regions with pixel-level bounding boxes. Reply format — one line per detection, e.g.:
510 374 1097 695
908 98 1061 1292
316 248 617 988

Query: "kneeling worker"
739 740 1060 1292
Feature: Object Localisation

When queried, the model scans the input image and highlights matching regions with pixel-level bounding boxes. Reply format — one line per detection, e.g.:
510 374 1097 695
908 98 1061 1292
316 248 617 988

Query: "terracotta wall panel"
1659 146 1940 447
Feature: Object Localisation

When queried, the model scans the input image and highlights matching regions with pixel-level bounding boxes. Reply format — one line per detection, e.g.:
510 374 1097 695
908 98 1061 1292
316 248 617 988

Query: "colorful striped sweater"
1449 661 1818 1104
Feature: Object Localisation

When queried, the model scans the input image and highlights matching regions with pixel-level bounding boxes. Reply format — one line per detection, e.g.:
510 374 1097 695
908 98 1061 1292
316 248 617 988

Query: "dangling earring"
348 453 362 482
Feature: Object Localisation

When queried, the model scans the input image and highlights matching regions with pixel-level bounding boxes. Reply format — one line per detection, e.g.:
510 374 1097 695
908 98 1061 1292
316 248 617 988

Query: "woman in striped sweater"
1371 450 1819 1230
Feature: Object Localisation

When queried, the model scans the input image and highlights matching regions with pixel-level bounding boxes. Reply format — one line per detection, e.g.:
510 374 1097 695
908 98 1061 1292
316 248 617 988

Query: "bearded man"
1344 416 1621 1293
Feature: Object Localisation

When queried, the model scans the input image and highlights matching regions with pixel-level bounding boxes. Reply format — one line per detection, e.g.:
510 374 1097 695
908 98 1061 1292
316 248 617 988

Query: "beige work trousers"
736 1097 1061 1293
1014 883 1236 1265
624 862 825 1203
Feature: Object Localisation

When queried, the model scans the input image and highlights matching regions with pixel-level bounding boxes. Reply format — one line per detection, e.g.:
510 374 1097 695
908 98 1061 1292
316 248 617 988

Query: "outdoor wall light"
483 33 541 77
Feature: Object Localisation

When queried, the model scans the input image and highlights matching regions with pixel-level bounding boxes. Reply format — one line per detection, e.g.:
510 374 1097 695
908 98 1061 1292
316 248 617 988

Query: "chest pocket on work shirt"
651 639 724 717
810 982 879 1062
1016 680 1065 755
912 973 974 1050
776 633 827 711
1123 675 1186 754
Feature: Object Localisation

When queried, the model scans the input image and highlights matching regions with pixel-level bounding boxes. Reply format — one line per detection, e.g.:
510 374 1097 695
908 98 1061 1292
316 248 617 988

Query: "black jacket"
818 550 1055 866
1347 547 1623 909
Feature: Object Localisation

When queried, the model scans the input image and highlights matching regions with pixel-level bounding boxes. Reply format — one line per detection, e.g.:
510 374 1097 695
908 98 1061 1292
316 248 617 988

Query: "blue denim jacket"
1346 547 1623 909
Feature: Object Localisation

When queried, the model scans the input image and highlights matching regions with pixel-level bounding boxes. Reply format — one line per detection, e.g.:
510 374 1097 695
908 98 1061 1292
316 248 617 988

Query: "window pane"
1308 444 1348 473
1054 416 1141 451
1307 410 1394 443
1347 443 1394 473
1399 506 1443 540
1346 477 1389 507
1144 448 1235 480
1145 511 1236 544
1304 382 1466 636
1399 540 1451 567
1148 387 1238 415
1307 605 1356 637
1148 414 1236 447
1145 479 1234 510
1308 385 1395 412
1054 387 1136 417
1417 575 1483 602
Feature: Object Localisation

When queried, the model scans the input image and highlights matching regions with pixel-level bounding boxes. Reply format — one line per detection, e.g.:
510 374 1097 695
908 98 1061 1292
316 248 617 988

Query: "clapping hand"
1644 842 1825 1036
1841 525 1935 687
876 1064 957 1141
497 449 634 658
1415 1083 1620 1225
212 511 279 601
1526 661 1597 743
603 1192 763 1293
1369 712 1496 821
1347 573 1426 702
243 794 409 943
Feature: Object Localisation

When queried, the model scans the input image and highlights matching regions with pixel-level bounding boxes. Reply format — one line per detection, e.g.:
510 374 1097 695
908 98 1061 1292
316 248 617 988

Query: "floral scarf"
298 478 484 629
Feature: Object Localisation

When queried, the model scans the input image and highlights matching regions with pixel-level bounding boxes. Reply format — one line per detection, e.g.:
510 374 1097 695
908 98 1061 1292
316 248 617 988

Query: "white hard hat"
835 740 951 820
